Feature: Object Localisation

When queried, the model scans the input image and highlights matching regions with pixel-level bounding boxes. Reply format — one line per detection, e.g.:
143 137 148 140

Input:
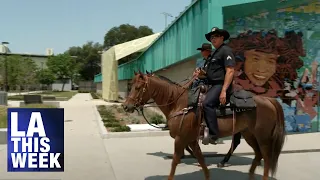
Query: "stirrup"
202 127 210 145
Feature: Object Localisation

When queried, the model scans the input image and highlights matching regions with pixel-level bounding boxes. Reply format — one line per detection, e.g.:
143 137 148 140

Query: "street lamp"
161 12 173 29
1 42 9 92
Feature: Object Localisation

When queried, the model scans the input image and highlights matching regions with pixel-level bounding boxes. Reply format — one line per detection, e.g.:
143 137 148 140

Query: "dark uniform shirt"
203 43 236 85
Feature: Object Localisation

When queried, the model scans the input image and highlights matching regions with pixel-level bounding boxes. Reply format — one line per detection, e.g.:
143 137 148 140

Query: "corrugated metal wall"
118 0 210 80
117 0 263 80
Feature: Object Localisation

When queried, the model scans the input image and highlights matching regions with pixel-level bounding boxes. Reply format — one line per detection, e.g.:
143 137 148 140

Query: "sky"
1 0 192 55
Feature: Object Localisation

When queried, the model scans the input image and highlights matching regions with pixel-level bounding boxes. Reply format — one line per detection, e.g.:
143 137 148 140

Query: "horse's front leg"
188 140 210 180
168 136 185 180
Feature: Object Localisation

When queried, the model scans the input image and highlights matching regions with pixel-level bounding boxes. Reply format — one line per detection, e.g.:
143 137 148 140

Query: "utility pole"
1 42 9 92
161 12 173 29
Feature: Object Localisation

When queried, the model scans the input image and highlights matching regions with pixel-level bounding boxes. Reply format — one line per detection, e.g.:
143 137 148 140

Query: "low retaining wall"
19 101 60 107
0 129 7 144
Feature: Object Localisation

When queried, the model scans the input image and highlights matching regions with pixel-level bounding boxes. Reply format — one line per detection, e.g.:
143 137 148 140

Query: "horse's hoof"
217 162 225 168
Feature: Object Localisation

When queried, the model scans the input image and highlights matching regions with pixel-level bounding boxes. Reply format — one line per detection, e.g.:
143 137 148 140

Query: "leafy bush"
78 90 94 93
150 114 165 125
0 106 7 128
96 105 131 132
90 92 100 99
7 95 24 100
111 125 131 132
130 117 140 124
116 106 125 113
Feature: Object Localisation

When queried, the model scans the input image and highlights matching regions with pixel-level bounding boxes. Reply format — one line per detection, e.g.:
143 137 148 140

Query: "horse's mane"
155 74 182 87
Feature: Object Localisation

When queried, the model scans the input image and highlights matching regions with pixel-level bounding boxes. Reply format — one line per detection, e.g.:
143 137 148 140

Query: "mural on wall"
221 1 320 133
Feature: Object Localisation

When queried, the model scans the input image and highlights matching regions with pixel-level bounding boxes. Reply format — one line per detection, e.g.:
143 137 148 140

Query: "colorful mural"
221 1 320 133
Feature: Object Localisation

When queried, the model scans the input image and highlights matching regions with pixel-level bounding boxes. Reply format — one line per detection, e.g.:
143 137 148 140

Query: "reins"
129 74 196 129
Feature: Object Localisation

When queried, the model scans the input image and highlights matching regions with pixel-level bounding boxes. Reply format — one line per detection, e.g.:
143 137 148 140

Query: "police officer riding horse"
192 27 237 145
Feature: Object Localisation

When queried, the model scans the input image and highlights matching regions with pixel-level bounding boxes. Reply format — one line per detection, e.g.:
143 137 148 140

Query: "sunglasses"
210 35 222 40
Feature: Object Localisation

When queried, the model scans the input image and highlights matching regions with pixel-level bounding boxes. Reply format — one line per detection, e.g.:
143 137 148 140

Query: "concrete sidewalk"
0 93 117 180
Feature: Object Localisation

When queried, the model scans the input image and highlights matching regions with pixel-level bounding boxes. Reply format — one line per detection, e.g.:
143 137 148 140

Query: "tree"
0 55 38 91
36 69 56 87
46 54 77 91
103 24 154 65
19 57 38 89
65 41 103 81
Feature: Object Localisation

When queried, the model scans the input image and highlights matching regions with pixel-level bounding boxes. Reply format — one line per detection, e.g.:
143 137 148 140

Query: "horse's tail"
267 98 286 177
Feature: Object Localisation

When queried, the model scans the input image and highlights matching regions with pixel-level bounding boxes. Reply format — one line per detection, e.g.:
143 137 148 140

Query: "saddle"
187 83 257 142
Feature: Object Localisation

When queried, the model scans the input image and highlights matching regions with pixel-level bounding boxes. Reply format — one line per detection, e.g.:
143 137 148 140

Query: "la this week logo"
7 108 64 172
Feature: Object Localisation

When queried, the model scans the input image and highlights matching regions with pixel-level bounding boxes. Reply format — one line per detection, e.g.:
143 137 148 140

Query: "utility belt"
206 80 224 86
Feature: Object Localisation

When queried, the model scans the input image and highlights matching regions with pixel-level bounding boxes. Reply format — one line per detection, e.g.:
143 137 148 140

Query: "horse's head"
122 70 154 113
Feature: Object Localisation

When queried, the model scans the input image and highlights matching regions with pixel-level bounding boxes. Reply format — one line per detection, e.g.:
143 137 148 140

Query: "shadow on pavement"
145 168 277 180
181 155 257 167
147 151 258 167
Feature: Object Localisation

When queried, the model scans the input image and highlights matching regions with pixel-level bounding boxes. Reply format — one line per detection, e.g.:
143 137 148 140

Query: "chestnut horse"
122 71 286 180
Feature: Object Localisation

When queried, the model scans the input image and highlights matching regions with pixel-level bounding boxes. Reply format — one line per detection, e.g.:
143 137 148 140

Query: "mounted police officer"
193 27 236 145
192 43 212 88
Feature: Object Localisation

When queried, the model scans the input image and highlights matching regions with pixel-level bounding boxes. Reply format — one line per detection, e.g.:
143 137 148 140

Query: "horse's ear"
146 70 149 74
134 71 138 75
139 70 143 76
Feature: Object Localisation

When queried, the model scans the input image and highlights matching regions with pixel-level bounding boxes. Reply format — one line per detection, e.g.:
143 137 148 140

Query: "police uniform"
202 27 236 141
192 43 212 88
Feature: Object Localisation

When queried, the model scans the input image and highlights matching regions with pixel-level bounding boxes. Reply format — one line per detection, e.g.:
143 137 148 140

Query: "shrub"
130 117 140 124
111 125 131 132
116 106 125 113
0 106 7 128
104 121 121 128
150 114 165 125
97 105 106 111
96 105 132 132
7 95 23 100
90 92 100 99
78 90 93 93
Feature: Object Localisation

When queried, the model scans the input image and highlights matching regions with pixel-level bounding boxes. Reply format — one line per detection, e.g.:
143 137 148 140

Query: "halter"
126 75 151 108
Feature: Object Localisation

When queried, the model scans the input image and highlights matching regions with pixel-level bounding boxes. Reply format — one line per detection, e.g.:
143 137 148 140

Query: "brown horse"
122 71 286 180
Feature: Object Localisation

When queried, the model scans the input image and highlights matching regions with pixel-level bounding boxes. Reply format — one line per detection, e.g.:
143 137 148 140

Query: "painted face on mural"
244 49 278 86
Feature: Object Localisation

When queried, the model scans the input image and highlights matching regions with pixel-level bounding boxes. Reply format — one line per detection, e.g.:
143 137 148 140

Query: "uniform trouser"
202 84 223 136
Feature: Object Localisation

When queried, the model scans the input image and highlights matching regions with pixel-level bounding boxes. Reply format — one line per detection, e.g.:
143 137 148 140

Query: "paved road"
104 133 320 180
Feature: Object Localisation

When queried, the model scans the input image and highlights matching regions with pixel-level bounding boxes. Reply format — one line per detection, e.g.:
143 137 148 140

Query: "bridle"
126 75 151 108
126 74 196 129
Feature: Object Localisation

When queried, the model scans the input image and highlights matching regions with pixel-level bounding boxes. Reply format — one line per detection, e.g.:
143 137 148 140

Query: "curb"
0 128 7 145
105 130 169 139
92 104 109 139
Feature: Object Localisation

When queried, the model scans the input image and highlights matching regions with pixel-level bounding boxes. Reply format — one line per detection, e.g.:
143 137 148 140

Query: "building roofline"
0 52 50 58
